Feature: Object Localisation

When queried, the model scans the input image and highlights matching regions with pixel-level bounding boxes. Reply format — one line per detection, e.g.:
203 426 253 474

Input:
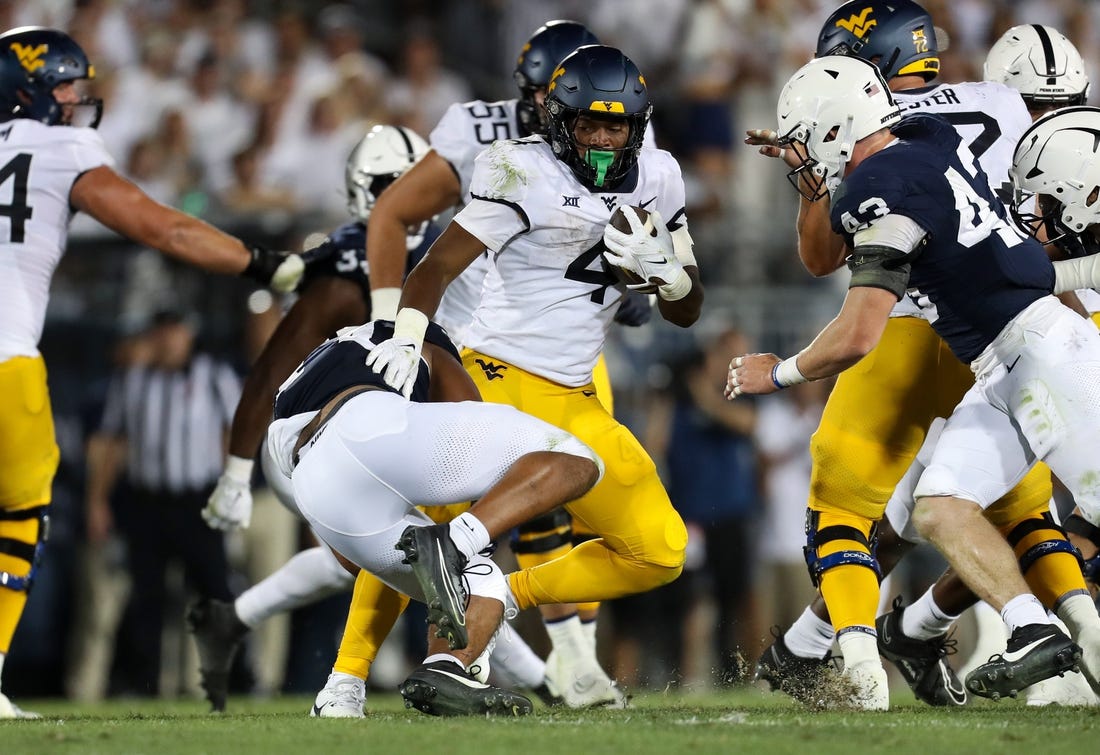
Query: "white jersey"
429 99 658 345
429 99 523 345
890 81 1031 319
0 120 114 360
456 137 688 386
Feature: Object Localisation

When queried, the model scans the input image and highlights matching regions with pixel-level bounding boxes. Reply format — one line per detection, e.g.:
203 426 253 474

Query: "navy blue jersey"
300 221 440 302
831 113 1054 362
273 320 460 419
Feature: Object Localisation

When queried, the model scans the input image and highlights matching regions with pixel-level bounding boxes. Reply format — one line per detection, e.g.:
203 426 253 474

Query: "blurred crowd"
6 0 1100 700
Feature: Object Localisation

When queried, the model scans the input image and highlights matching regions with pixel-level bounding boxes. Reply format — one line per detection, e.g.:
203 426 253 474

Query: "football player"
190 125 556 716
364 19 652 708
263 319 603 717
366 45 703 715
730 53 1100 702
744 0 1060 709
0 26 308 719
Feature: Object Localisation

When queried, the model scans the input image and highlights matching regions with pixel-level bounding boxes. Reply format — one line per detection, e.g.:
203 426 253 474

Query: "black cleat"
966 623 1081 701
529 681 564 707
876 596 967 706
400 661 533 717
397 524 469 650
755 627 834 704
185 597 249 712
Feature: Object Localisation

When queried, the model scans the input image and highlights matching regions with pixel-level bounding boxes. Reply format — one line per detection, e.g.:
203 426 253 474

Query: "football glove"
364 308 429 398
242 245 305 294
613 289 654 327
602 208 691 301
202 473 253 531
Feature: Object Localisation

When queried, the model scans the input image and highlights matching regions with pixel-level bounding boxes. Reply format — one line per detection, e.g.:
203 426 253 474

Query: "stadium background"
7 0 1098 702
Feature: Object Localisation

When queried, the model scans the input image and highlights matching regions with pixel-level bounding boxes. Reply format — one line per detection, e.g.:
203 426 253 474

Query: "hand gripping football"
603 205 660 293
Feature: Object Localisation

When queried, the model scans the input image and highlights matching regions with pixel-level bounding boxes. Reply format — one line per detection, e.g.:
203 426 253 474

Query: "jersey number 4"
565 240 618 304
0 153 32 243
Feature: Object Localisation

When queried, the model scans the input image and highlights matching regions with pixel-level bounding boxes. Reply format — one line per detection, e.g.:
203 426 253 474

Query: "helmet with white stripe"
984 24 1089 111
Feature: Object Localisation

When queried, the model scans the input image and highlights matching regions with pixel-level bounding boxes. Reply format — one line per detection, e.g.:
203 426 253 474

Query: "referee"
84 308 242 696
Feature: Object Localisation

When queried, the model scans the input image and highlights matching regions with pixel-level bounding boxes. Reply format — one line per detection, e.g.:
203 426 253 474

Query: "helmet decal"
836 7 876 40
11 42 47 72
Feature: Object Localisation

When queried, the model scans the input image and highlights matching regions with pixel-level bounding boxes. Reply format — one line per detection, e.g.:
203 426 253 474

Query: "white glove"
364 307 430 398
270 254 305 294
602 208 691 301
203 473 253 531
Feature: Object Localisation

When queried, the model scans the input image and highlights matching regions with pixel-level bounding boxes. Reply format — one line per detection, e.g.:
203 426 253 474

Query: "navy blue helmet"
545 45 651 188
816 1 939 82
0 27 102 127
514 20 599 136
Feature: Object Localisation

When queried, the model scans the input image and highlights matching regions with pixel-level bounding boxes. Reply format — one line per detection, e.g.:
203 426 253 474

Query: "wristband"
371 287 402 321
771 355 808 389
393 307 429 347
224 454 254 484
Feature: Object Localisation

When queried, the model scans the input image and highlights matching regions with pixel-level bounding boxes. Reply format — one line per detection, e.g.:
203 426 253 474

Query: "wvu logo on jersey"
836 7 876 39
11 42 47 72
475 359 507 381
601 197 617 211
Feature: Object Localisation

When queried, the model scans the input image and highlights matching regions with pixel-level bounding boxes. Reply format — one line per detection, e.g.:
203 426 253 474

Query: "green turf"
4 689 1100 755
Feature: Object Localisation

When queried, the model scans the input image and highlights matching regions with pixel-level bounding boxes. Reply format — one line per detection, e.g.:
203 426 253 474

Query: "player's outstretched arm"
70 166 302 290
366 150 463 318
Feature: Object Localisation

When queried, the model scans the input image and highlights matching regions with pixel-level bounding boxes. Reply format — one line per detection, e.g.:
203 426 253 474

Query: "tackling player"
366 45 703 716
0 26 307 719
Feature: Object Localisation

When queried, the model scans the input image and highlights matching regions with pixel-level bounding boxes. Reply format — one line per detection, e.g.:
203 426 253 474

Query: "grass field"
4 687 1100 755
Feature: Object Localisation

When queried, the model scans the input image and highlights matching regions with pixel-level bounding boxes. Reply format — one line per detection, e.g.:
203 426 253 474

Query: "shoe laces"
926 628 959 660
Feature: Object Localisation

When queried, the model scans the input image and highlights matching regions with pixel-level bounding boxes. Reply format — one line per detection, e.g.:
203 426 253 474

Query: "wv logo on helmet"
10 43 47 73
836 8 876 39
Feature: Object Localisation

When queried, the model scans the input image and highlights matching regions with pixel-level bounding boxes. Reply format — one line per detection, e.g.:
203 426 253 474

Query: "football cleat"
1024 669 1099 706
755 628 835 704
966 623 1081 700
397 524 469 650
400 660 532 717
544 648 627 709
185 597 250 712
876 596 967 706
0 692 40 719
310 672 366 718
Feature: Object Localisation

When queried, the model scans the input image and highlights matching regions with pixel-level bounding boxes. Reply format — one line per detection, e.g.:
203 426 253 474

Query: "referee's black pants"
112 486 232 696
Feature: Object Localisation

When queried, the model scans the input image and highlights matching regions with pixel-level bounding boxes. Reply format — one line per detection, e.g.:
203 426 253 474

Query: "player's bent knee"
513 509 573 556
0 505 48 593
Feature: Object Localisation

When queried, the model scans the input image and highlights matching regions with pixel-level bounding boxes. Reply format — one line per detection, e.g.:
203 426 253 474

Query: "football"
605 205 659 293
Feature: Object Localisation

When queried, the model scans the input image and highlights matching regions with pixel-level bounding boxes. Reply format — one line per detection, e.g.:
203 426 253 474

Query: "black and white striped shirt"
99 354 241 494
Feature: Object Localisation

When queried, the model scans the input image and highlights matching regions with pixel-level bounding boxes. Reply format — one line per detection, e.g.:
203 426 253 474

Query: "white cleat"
1024 669 1099 706
0 692 40 719
544 649 627 709
310 672 366 718
1071 624 1100 699
843 660 890 711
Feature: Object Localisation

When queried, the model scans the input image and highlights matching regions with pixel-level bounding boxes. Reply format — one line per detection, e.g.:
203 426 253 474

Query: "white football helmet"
776 56 902 200
984 25 1089 110
345 124 429 246
1012 106 1100 257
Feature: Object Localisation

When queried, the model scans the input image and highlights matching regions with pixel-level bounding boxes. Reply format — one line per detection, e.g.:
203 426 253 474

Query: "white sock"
448 512 491 558
901 587 959 640
784 607 837 659
545 613 587 657
581 617 598 653
1057 593 1100 641
838 628 880 668
1000 594 1051 634
490 622 546 688
235 546 355 627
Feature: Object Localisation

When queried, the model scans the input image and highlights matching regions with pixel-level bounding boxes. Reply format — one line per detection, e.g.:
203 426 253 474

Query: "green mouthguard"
585 149 616 187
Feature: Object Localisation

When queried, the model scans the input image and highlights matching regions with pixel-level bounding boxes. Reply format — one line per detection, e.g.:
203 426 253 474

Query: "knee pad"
803 510 881 588
1006 512 1082 575
0 506 47 593
512 508 573 556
